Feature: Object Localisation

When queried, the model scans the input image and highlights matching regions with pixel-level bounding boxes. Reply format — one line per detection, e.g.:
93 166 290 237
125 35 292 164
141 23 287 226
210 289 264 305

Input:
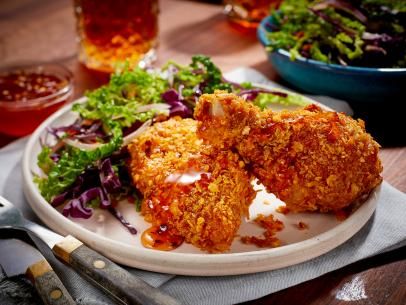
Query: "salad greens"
254 92 308 109
37 121 122 202
73 69 167 128
266 0 406 67
35 55 308 233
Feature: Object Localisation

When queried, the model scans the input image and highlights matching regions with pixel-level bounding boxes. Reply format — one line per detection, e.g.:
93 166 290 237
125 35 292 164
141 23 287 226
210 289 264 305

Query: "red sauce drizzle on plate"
141 225 184 251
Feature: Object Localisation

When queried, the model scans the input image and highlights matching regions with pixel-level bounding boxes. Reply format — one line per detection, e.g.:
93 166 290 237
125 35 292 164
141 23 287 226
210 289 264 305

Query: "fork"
0 196 181 305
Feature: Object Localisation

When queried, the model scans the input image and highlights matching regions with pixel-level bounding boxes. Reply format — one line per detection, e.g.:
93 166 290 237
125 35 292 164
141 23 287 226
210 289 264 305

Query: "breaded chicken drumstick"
129 118 255 252
194 91 382 213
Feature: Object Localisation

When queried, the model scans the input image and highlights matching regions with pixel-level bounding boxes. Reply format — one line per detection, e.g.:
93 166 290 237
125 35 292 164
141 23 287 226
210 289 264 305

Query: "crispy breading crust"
128 118 256 252
194 91 383 212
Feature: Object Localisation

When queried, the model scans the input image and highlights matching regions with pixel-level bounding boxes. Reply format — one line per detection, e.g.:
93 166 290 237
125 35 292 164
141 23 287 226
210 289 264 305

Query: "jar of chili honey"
0 63 74 137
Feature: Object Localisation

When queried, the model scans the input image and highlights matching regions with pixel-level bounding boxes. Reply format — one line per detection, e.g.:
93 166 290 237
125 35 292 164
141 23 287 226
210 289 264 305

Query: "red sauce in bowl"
0 64 74 137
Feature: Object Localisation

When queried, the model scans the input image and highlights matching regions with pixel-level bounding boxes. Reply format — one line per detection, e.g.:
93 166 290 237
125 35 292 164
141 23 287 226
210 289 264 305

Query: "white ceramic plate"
22 86 380 276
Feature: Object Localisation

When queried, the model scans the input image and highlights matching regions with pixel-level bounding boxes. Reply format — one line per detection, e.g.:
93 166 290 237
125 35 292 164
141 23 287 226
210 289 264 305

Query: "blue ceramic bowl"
257 15 406 103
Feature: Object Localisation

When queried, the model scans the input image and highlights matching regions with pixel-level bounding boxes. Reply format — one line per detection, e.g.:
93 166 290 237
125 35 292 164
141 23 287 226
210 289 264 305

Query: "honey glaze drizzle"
141 167 213 251
141 224 184 251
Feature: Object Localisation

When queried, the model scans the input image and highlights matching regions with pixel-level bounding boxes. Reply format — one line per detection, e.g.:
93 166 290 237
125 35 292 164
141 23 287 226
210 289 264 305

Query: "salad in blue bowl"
257 0 406 102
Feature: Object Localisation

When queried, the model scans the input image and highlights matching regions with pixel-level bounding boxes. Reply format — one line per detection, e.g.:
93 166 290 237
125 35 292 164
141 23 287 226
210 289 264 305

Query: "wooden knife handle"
53 235 181 305
26 260 76 305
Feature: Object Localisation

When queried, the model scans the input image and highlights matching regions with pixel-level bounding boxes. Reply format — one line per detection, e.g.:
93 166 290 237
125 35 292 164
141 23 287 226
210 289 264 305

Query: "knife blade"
0 238 76 305
0 195 180 305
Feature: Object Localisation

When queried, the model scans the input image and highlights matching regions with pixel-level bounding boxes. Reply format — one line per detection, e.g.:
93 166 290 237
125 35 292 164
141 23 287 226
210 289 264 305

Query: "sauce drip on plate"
141 225 184 251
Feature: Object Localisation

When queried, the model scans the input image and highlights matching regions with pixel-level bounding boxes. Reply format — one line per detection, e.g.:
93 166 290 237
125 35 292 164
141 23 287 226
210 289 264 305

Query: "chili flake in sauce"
0 65 73 137
0 71 67 102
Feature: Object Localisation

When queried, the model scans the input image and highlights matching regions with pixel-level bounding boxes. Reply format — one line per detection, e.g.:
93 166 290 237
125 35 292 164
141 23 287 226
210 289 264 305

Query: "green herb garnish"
266 0 406 68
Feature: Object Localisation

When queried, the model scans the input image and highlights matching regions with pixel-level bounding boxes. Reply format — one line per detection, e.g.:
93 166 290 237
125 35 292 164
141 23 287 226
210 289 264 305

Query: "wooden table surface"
1 0 405 304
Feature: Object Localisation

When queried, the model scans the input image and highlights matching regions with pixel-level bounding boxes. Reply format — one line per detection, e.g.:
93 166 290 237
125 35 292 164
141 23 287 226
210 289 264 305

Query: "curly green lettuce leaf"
253 92 308 110
73 68 169 128
162 60 204 90
37 146 54 175
163 55 232 94
328 32 364 60
190 55 232 93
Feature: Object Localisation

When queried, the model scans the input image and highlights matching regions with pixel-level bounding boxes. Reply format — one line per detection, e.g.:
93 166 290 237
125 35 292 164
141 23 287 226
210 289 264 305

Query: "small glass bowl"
0 63 74 137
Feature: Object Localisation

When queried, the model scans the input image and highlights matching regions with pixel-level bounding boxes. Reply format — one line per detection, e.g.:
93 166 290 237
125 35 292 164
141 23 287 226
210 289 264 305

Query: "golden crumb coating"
194 91 383 212
128 117 256 252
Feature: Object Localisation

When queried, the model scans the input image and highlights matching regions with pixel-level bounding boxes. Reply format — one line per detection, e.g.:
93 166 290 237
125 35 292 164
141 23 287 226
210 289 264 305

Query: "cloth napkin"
1 68 406 305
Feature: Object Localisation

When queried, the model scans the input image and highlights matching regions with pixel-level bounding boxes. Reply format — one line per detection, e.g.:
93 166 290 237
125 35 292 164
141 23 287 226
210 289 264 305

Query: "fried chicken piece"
128 117 256 252
194 91 382 213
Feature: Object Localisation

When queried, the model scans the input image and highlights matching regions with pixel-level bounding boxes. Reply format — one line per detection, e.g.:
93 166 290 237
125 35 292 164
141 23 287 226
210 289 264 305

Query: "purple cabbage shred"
238 89 288 101
47 120 105 144
161 89 192 118
311 0 367 23
99 158 122 193
51 191 70 207
62 187 111 219
108 207 138 235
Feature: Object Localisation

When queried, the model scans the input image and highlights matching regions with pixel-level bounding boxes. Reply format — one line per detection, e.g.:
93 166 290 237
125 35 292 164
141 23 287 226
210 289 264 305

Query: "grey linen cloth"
1 68 406 305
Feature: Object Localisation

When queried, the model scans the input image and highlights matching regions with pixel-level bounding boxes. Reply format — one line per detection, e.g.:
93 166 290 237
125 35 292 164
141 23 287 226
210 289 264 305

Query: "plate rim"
22 85 380 276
